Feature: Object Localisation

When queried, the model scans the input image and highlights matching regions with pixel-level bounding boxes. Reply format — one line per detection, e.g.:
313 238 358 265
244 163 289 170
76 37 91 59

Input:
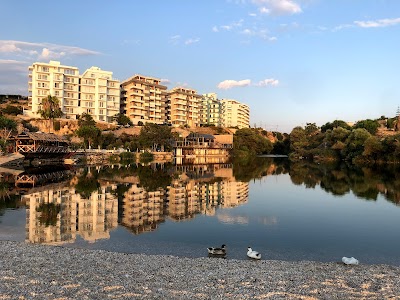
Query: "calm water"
1 158 400 265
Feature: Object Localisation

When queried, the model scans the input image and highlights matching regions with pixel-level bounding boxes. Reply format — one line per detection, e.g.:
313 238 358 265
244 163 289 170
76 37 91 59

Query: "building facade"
28 61 120 122
169 87 201 127
200 93 223 127
79 67 120 122
220 99 250 129
120 75 168 125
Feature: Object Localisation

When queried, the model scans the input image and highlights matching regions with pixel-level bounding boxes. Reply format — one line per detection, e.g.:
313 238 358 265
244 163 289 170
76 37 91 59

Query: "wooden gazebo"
15 132 71 158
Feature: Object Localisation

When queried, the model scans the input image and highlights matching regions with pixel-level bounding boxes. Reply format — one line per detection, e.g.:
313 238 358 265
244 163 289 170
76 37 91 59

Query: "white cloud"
40 47 66 60
240 27 276 41
217 77 279 89
256 78 279 86
0 40 100 59
185 38 200 45
354 17 400 28
217 79 251 89
169 35 181 44
253 0 302 15
249 13 257 17
160 78 171 85
214 19 244 32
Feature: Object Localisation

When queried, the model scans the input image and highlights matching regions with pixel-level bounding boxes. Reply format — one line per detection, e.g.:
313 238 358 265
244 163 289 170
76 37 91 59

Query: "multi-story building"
200 93 223 127
28 60 79 118
28 61 120 122
120 75 168 125
169 87 201 127
79 67 120 122
220 99 250 129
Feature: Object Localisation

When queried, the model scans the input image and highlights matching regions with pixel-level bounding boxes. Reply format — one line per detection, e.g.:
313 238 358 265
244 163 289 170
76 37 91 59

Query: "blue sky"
1 0 399 133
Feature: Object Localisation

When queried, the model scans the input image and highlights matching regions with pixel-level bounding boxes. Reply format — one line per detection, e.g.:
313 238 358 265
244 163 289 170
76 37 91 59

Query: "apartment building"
169 87 201 127
220 99 250 129
120 75 168 125
28 61 120 122
28 61 79 118
79 67 120 122
200 93 223 127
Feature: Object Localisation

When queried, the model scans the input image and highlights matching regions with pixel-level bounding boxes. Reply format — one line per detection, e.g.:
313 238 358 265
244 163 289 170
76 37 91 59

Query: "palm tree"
38 95 63 132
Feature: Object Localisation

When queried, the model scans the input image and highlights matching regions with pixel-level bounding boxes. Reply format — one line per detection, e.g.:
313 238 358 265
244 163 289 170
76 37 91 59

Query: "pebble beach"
0 241 399 299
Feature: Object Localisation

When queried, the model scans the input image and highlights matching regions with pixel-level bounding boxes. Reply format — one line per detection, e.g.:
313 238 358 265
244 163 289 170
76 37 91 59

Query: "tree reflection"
287 160 400 205
36 203 61 226
75 170 100 199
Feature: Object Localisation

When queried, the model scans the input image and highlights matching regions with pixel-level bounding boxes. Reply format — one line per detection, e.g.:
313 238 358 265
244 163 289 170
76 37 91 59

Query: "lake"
1 158 400 265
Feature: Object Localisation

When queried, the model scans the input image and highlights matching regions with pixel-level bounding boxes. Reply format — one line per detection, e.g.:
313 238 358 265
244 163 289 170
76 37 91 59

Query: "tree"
341 128 371 161
113 113 133 126
233 128 273 156
354 119 379 135
76 125 100 149
78 113 96 127
321 120 351 132
305 123 319 136
139 123 174 151
0 115 17 153
38 95 63 132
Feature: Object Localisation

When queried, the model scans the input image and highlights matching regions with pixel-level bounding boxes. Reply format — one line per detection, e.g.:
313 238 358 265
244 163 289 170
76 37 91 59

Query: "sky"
1 0 399 133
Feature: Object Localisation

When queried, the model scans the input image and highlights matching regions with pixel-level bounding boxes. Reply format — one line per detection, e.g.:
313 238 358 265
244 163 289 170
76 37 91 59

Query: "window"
42 67 49 72
55 91 59 96
65 69 75 75
99 109 104 115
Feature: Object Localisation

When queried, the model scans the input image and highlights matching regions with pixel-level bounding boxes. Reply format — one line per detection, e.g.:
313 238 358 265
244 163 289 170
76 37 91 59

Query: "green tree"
38 95 63 132
113 113 133 126
139 123 174 151
321 120 351 132
76 125 100 149
78 113 96 127
362 136 383 161
305 123 319 136
341 128 371 162
233 128 273 156
354 119 379 135
289 126 307 155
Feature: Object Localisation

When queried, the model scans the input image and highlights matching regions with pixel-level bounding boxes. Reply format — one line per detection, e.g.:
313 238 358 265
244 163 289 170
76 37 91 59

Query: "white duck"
207 244 226 256
342 257 359 265
247 247 261 260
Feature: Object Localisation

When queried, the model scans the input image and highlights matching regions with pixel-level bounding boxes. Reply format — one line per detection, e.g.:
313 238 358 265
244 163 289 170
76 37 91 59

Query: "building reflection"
121 163 249 232
22 163 249 243
23 175 118 245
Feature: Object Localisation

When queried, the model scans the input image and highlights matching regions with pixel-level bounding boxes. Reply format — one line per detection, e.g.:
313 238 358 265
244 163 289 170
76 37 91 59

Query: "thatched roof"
16 132 70 143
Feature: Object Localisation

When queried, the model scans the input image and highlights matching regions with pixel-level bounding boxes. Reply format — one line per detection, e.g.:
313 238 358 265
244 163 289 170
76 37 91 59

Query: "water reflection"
0 158 400 264
288 161 400 205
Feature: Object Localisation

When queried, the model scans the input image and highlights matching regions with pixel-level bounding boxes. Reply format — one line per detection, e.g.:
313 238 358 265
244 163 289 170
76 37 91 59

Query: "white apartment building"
28 61 120 122
200 93 223 127
79 67 120 122
120 75 168 125
220 99 250 129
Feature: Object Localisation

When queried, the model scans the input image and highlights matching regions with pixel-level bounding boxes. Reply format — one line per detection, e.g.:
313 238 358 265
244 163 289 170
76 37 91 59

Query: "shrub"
1 105 22 115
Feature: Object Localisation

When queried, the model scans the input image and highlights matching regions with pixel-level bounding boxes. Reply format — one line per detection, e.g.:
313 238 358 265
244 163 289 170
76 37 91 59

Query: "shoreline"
1 241 399 299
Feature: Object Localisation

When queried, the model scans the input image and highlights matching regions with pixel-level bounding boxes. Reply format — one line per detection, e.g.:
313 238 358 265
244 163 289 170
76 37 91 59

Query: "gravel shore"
0 241 399 299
